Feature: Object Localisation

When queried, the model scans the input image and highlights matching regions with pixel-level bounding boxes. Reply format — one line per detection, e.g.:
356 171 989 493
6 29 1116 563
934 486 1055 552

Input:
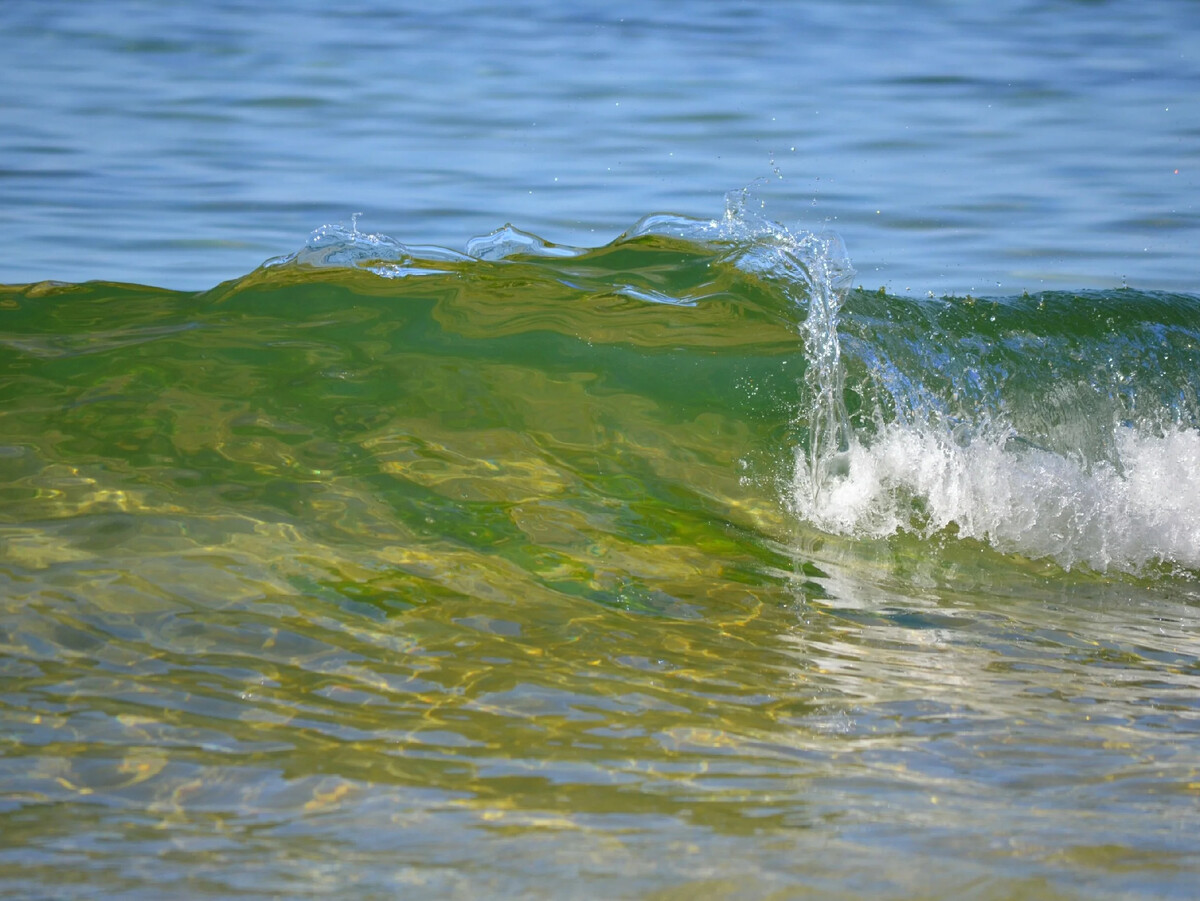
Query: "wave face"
5 202 1200 576
263 204 1200 575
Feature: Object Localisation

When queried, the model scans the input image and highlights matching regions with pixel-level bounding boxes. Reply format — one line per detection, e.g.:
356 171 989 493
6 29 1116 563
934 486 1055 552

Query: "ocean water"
3 2 1200 899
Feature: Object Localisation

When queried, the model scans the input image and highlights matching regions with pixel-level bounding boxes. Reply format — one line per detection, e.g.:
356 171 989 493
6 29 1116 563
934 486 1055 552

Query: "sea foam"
792 423 1200 574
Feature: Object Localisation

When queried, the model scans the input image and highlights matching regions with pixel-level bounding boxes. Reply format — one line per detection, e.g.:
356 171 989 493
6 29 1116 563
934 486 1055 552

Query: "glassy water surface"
1 2 1200 899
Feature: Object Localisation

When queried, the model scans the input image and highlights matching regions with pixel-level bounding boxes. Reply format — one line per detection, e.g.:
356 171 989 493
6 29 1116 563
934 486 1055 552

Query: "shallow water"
3 2 1200 899
3 216 1200 898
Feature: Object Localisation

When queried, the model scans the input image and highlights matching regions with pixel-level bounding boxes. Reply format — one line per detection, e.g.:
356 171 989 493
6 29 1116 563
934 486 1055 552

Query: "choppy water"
3 2 1200 899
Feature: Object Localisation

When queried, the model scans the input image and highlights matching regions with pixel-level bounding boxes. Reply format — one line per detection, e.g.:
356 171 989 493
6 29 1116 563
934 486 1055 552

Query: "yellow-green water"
2 225 1199 898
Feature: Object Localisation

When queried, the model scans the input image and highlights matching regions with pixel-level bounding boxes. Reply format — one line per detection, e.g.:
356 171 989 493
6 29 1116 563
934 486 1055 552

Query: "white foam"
791 423 1200 574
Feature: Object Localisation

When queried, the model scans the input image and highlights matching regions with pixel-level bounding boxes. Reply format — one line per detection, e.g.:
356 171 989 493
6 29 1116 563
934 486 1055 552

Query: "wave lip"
263 191 857 300
264 218 471 277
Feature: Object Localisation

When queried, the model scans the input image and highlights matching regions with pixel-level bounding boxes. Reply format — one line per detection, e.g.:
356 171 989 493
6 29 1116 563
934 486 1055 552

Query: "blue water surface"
1 0 1197 292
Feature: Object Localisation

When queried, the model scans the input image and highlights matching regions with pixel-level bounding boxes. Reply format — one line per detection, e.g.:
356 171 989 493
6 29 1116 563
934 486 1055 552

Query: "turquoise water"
3 3 1200 899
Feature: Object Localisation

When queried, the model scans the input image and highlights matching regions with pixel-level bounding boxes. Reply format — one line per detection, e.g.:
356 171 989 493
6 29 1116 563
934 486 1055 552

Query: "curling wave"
262 199 1200 575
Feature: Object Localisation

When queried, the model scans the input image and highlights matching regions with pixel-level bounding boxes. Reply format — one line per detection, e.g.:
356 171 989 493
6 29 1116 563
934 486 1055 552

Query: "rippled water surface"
2 2 1200 900
2 0 1198 292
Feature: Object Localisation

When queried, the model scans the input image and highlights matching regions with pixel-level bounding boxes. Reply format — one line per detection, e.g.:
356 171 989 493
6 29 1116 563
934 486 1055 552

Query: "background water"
1 0 1197 293
3 3 1200 901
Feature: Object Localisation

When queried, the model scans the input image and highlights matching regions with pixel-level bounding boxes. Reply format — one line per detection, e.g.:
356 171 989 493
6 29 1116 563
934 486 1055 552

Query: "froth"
792 424 1200 574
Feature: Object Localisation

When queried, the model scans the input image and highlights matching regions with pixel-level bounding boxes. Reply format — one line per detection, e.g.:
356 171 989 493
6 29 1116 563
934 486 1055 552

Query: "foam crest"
791 423 1200 574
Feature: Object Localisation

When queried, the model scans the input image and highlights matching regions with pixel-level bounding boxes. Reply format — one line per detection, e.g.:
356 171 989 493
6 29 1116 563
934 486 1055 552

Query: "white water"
793 422 1200 574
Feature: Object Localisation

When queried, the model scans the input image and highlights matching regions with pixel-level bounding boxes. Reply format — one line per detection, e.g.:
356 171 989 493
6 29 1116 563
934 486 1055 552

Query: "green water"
2 231 1199 898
